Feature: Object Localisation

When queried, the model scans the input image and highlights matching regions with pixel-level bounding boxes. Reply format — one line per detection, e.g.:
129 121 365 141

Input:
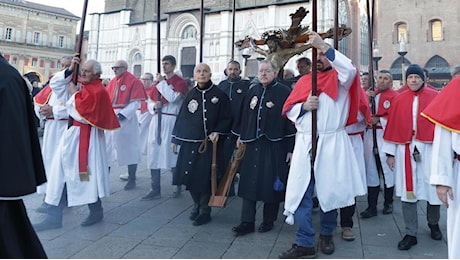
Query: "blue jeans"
294 176 338 247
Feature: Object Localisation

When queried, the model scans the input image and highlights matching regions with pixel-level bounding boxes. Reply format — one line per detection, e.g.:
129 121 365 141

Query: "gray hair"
85 59 102 75
451 64 460 77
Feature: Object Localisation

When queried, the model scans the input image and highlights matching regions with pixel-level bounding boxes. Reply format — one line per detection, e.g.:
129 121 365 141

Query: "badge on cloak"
237 88 243 94
120 85 127 91
250 96 258 110
188 99 198 113
266 101 275 109
211 96 219 104
383 100 391 109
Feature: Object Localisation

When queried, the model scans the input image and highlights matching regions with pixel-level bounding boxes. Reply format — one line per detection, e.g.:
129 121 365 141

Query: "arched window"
395 22 407 43
429 19 443 41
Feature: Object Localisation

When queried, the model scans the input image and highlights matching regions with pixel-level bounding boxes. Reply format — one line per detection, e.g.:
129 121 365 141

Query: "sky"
27 0 105 30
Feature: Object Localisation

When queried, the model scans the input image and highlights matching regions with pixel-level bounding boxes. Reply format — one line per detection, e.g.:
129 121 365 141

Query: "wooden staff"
333 0 339 49
310 0 318 168
156 0 162 145
231 0 236 61
199 0 204 62
366 0 385 180
73 0 89 85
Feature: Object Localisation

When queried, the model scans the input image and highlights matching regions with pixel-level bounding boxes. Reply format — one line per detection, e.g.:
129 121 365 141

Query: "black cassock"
234 80 296 203
172 81 232 192
0 54 47 258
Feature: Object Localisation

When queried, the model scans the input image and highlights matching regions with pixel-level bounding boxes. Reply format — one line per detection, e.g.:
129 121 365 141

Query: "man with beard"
217 60 250 196
280 31 364 258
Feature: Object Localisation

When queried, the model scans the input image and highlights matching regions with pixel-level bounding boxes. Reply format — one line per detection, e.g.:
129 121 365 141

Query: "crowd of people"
2 28 459 258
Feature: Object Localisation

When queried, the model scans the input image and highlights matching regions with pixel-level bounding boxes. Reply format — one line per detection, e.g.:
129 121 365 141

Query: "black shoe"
279 244 316 259
232 222 255 236
428 224 443 240
33 219 62 232
192 213 211 226
124 179 136 190
141 190 161 200
397 235 417 250
383 203 393 214
189 205 200 221
81 211 103 227
319 234 335 255
258 222 274 233
360 208 377 218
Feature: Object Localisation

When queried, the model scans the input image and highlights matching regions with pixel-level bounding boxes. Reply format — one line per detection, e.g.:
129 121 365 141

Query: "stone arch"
168 13 200 39
128 49 143 78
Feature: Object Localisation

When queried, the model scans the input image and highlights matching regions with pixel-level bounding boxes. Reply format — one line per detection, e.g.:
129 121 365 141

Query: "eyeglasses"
140 78 152 81
111 66 124 70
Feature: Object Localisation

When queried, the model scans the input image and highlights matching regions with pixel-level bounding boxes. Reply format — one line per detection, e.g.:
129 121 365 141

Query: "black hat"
406 64 425 81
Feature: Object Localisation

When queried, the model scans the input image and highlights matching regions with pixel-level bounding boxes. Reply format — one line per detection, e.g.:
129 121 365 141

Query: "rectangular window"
32 58 38 67
58 36 64 48
431 21 443 41
39 59 45 67
33 32 40 44
5 27 12 40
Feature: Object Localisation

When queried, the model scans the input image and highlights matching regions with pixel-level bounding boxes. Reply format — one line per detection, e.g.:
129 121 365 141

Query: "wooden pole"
73 0 89 85
156 0 162 145
199 0 204 62
311 0 318 166
231 0 236 61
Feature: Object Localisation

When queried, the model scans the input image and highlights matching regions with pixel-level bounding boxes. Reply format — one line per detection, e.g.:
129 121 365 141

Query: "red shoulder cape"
422 76 460 133
383 86 438 144
375 88 398 118
33 84 52 105
106 72 146 107
282 69 359 126
150 74 188 105
75 80 120 130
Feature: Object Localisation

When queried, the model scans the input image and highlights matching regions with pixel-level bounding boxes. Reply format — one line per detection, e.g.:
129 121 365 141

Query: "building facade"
0 0 79 83
374 0 459 87
88 0 368 82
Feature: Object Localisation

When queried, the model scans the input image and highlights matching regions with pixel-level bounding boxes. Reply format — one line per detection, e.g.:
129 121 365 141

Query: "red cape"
139 86 155 113
422 76 460 133
282 68 359 126
375 87 398 118
106 72 146 107
358 86 372 125
150 74 188 104
75 79 120 130
383 86 438 144
33 84 52 105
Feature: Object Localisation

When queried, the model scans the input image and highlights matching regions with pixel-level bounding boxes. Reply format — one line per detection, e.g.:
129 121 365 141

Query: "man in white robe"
33 57 120 231
279 31 365 258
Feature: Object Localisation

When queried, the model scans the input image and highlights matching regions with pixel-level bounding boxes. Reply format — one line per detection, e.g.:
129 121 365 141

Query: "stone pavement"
25 157 449 259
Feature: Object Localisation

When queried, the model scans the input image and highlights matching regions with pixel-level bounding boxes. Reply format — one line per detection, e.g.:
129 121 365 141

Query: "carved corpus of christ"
235 6 352 74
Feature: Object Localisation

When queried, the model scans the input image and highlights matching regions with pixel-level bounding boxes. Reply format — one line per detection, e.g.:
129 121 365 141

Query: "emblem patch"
237 88 243 94
211 96 219 104
383 100 391 109
250 96 258 110
266 101 274 108
188 99 198 113
120 85 127 91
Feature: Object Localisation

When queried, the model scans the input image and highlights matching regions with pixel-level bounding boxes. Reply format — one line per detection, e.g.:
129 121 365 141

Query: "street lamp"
397 39 408 85
372 47 382 73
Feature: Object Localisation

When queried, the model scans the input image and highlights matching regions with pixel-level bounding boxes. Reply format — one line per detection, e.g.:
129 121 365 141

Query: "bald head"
194 63 212 88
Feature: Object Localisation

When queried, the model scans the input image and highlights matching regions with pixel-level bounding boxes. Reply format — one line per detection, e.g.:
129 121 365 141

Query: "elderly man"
33 56 120 231
172 63 232 226
383 64 442 250
232 60 296 236
105 60 146 190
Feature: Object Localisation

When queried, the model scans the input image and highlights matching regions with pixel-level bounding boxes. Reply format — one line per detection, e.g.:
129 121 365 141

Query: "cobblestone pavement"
25 156 448 259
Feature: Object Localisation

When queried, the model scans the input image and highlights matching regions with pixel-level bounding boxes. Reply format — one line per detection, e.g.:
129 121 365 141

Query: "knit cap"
406 64 425 81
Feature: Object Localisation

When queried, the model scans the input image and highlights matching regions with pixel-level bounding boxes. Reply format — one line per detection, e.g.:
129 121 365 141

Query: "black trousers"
0 200 47 258
241 198 280 223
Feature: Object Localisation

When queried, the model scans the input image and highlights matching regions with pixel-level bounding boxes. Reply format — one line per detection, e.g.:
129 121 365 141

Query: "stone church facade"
88 0 367 82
